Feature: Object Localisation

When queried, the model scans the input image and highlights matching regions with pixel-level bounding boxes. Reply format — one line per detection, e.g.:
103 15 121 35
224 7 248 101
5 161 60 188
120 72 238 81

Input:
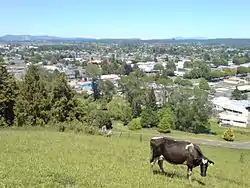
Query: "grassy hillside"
0 129 249 188
113 118 250 142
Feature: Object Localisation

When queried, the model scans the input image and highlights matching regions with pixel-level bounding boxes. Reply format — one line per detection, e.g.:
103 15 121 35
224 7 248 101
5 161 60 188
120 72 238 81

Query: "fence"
108 131 250 150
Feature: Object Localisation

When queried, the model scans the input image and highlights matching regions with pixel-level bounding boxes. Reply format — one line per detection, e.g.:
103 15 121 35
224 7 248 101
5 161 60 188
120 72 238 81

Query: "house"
212 97 250 128
136 62 157 73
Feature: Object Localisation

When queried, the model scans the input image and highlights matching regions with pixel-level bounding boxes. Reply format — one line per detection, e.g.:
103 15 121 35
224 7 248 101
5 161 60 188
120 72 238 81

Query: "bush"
223 128 235 142
128 118 142 131
157 108 174 133
107 96 132 124
140 107 158 128
87 109 112 129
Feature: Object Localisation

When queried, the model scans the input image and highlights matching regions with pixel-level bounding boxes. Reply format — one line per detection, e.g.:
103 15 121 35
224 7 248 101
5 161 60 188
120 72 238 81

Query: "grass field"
113 119 250 142
0 129 250 188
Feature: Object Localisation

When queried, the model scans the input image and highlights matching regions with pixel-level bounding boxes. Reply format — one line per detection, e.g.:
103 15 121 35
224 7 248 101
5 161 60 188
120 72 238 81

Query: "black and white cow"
150 136 214 182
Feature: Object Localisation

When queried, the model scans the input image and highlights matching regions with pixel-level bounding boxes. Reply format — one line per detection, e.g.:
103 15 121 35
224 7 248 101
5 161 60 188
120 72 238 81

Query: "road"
166 135 250 150
112 131 250 150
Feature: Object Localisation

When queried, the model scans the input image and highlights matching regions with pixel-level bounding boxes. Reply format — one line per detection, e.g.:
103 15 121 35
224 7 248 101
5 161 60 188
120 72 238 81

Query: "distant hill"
1 34 250 46
0 35 97 42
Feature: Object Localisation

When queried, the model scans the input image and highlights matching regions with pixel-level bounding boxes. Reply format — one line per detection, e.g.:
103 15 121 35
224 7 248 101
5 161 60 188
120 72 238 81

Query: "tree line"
1 57 214 135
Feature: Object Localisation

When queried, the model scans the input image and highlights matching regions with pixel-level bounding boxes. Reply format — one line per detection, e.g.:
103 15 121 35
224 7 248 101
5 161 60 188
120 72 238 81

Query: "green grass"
113 119 250 142
0 129 249 187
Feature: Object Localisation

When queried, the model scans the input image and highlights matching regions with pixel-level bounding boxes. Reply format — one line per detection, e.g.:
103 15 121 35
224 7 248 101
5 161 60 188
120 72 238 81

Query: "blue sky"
1 0 250 39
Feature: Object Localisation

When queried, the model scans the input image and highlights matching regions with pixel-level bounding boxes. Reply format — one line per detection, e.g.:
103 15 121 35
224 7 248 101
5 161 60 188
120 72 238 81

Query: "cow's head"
200 158 215 177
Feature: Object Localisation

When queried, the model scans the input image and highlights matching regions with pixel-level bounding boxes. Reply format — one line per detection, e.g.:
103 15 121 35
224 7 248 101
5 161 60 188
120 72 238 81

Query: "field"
0 129 250 188
113 118 250 142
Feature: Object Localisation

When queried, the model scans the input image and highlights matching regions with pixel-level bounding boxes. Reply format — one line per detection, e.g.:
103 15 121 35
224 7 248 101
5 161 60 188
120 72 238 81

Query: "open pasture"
0 129 249 188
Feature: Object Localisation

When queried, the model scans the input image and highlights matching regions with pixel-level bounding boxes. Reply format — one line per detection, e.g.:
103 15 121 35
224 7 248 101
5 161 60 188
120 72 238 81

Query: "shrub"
87 109 112 129
157 108 174 133
223 128 235 142
128 118 142 131
140 107 158 128
107 96 132 124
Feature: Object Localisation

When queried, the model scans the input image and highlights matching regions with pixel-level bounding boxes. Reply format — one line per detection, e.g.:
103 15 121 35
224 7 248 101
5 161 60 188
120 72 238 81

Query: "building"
212 97 250 128
136 62 157 73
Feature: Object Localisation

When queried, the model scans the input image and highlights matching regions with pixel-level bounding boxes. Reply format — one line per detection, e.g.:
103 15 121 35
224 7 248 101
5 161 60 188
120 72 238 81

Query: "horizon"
2 34 250 40
1 0 250 39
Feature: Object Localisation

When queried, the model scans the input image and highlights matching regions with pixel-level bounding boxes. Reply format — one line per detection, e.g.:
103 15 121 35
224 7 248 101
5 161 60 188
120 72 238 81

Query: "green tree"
99 80 115 102
14 65 51 126
231 87 248 100
118 74 146 117
164 61 176 76
50 73 76 122
86 63 101 78
157 108 174 133
140 107 158 128
30 54 42 64
147 87 157 110
128 117 142 130
153 63 164 73
0 62 18 126
168 87 212 133
107 95 132 124
87 109 112 129
199 78 210 90
203 53 211 61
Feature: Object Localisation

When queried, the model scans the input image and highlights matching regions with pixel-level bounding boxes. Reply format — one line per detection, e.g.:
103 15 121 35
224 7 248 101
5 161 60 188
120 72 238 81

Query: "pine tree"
91 78 100 100
0 61 18 126
14 64 50 126
157 108 174 133
148 87 157 110
140 106 158 128
50 73 76 122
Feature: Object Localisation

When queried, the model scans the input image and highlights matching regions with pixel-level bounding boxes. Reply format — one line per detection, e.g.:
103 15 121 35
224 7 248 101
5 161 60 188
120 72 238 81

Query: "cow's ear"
208 160 215 166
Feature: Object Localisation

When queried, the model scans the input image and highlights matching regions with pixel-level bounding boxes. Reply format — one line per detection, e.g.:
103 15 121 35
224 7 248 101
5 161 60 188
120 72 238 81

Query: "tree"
87 109 112 129
203 53 211 61
99 80 115 102
128 118 142 130
91 78 100 100
85 63 101 78
164 61 176 76
124 63 132 75
101 60 112 75
147 87 157 110
231 87 247 100
50 73 76 122
118 74 146 117
153 63 164 73
14 65 51 126
140 107 158 128
107 95 132 125
157 108 174 133
168 87 212 133
237 66 250 75
156 78 173 104
0 62 18 126
199 78 210 90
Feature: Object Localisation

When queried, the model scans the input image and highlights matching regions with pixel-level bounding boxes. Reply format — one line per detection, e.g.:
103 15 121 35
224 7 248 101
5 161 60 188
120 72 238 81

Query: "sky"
1 0 250 39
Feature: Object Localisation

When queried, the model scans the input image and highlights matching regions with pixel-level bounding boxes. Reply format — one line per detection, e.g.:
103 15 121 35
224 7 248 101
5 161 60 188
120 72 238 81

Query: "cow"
149 136 215 182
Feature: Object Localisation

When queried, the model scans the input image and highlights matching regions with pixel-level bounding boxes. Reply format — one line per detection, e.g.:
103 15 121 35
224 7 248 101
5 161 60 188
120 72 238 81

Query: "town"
1 37 249 128
1 36 250 187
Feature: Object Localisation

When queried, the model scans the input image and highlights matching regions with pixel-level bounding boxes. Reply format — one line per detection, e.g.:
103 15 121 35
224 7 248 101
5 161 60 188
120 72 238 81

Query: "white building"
176 59 191 70
137 62 156 72
212 97 250 128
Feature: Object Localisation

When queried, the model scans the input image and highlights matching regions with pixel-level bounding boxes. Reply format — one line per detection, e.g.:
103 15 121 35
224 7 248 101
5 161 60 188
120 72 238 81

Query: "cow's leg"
187 166 193 183
158 155 165 173
150 156 157 172
149 146 157 172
